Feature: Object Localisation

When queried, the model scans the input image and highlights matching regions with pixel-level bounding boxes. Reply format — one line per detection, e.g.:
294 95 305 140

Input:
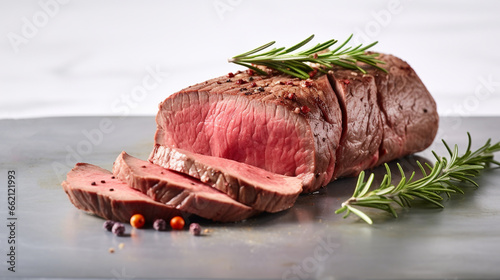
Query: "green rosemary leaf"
229 35 386 79
336 134 500 224
388 204 398 218
358 173 374 197
352 171 366 197
440 183 465 195
416 162 429 178
334 205 347 215
281 35 315 54
300 39 338 56
232 41 276 58
329 34 353 54
347 205 373 225
408 192 445 208
330 60 364 72
374 186 395 196
398 194 413 208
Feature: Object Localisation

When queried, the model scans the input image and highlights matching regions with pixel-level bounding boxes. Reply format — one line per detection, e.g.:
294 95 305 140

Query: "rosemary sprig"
335 133 500 224
228 34 387 79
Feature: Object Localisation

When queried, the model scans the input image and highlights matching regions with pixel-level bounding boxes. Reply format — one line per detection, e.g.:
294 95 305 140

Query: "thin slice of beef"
154 73 342 193
112 151 259 222
148 145 303 212
61 163 182 223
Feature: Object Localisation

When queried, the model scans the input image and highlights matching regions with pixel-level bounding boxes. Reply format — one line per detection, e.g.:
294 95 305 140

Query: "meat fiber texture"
153 53 438 193
113 151 259 222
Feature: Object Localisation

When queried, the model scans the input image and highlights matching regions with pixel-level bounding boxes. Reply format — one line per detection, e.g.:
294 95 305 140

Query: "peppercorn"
303 80 313 87
285 92 295 100
189 223 202 236
153 219 167 231
308 69 318 78
103 220 115 231
112 222 125 236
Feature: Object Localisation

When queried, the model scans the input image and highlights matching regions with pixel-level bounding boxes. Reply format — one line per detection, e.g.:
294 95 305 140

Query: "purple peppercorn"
153 219 167 231
189 223 201 236
112 222 125 236
103 220 115 231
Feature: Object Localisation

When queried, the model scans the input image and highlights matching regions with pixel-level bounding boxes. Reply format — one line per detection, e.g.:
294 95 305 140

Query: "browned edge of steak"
365 53 439 165
112 151 259 222
148 145 303 213
327 70 383 179
61 163 182 223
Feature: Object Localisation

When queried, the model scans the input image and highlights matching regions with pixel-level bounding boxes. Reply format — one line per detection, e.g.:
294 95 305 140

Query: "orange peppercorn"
170 216 185 230
130 214 145 229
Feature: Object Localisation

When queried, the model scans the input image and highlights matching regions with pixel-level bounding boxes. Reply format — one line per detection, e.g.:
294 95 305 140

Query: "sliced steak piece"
148 145 303 212
112 152 259 222
363 53 439 165
61 163 182 223
154 72 343 193
328 70 383 179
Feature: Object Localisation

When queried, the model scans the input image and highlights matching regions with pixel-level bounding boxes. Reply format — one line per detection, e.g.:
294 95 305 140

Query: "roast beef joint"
62 53 438 223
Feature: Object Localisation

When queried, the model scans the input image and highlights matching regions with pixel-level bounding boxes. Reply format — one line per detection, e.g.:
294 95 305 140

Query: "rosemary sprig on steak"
335 133 500 225
228 34 386 79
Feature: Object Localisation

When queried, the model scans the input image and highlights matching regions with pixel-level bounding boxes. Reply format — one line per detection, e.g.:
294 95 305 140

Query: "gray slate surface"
0 116 499 279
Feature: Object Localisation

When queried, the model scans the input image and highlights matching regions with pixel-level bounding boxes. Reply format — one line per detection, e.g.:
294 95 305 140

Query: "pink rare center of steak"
160 94 314 177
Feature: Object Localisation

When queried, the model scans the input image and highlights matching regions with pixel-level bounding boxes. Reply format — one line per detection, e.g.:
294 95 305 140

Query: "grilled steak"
113 152 259 222
153 54 438 192
61 163 181 223
148 146 303 212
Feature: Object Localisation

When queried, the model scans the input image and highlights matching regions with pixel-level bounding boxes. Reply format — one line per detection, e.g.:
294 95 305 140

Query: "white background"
1 0 499 119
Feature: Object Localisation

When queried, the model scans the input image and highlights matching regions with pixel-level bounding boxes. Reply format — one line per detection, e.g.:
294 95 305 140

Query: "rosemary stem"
337 133 500 224
229 35 386 79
